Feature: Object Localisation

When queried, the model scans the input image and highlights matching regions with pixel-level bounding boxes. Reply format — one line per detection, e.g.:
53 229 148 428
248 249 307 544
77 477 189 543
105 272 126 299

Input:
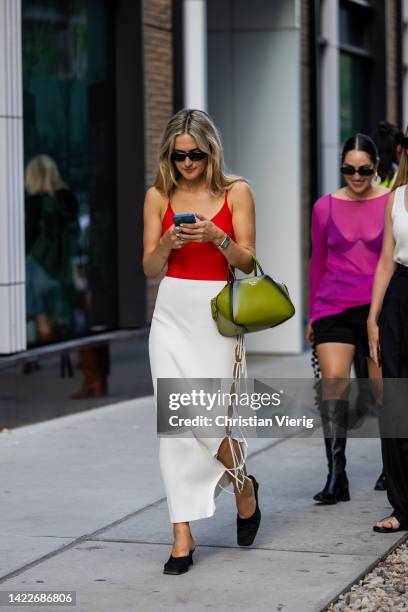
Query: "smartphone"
173 214 196 226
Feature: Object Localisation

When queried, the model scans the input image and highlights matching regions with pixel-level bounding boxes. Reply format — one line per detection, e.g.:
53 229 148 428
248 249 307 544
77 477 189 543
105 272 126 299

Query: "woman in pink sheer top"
307 134 389 505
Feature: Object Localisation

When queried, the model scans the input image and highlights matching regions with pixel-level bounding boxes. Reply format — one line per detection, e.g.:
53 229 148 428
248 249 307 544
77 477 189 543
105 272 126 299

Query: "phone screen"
173 214 196 226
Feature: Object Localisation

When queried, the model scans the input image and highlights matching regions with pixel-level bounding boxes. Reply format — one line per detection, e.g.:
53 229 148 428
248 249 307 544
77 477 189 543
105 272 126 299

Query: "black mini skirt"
312 304 370 355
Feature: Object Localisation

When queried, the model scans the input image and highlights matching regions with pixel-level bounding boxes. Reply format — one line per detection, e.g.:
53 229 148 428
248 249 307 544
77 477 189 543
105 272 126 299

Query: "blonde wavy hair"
25 155 67 195
393 125 408 191
154 109 244 197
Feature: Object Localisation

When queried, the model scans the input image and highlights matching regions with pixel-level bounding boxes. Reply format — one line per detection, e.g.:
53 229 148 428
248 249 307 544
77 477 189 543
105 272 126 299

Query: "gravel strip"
327 538 408 611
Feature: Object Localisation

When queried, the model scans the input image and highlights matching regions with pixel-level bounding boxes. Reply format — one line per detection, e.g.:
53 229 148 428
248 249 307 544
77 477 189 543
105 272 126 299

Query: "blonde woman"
25 154 68 196
368 128 408 533
143 109 261 574
25 155 79 343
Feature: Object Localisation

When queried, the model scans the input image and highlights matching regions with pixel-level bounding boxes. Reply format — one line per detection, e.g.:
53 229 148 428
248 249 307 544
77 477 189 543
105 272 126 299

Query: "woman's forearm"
368 259 396 323
143 239 171 278
221 241 254 274
211 227 254 274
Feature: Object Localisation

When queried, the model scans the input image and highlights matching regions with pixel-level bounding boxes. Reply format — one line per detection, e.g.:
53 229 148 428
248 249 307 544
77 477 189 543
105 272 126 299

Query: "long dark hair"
341 133 379 166
372 121 400 183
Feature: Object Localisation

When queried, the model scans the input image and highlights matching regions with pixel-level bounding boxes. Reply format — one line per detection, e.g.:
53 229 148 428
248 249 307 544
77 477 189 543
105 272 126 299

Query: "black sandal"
373 517 406 533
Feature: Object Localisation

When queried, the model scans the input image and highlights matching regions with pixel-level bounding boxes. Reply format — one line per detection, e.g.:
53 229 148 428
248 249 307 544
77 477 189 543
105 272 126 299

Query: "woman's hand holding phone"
177 212 224 243
160 224 188 250
160 214 196 250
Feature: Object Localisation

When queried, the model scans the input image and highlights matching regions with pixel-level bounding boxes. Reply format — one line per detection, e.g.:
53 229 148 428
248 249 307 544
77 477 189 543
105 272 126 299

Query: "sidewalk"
0 352 406 611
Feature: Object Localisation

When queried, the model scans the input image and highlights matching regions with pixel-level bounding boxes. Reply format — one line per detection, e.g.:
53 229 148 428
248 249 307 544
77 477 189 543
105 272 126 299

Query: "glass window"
22 0 117 347
340 3 371 50
340 52 371 145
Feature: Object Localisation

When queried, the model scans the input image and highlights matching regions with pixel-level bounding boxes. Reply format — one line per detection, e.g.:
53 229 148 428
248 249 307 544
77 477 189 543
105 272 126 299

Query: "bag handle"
227 255 264 284
252 256 264 275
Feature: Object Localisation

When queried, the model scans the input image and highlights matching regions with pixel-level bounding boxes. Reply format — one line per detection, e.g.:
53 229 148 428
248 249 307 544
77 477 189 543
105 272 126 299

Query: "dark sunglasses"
340 165 375 177
171 150 207 162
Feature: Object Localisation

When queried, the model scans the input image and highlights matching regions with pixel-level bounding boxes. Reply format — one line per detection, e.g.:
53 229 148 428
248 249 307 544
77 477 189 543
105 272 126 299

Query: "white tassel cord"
219 334 250 494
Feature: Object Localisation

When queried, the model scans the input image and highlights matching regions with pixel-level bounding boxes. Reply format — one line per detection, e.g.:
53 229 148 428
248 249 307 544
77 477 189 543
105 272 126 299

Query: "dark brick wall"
142 0 175 319
385 0 400 125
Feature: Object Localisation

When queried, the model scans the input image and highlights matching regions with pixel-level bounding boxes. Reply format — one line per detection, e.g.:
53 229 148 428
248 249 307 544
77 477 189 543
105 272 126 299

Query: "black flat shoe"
237 475 261 547
163 550 194 575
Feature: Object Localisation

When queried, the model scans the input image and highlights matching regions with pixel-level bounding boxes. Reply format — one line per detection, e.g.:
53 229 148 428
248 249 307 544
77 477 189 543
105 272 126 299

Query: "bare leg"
217 437 256 519
316 342 355 396
172 522 196 557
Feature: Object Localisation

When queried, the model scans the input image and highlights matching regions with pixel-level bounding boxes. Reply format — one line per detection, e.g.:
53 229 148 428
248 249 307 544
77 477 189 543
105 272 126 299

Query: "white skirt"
149 276 239 523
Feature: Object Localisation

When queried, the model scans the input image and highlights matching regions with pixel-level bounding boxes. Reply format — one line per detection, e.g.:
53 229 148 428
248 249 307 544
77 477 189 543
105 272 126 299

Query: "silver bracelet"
217 234 231 251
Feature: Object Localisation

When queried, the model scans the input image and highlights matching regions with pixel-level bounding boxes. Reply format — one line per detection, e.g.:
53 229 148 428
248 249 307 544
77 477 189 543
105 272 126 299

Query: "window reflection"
22 0 117 346
25 155 81 343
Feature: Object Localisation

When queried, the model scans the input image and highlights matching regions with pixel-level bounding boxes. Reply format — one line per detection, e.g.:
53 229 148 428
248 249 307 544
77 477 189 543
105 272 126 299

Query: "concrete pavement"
0 352 406 611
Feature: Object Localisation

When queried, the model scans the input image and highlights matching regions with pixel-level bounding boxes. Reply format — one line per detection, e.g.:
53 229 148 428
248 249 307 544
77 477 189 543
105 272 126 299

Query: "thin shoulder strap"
393 185 405 214
402 185 408 213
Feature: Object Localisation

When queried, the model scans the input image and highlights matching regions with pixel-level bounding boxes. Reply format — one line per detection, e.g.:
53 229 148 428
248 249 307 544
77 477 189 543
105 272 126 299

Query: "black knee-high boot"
313 399 350 504
313 436 332 502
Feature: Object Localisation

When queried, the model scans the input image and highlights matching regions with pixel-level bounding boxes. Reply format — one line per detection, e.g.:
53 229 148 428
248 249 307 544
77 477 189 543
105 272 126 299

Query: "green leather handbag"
211 257 295 337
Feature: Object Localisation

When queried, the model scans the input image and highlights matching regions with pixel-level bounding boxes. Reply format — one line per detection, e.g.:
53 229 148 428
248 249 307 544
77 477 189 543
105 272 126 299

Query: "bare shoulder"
144 186 168 214
228 180 254 212
228 179 252 198
145 186 167 205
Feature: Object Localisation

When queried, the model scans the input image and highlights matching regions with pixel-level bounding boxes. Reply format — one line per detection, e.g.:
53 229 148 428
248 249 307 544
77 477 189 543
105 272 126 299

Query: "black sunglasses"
340 165 375 177
171 150 207 162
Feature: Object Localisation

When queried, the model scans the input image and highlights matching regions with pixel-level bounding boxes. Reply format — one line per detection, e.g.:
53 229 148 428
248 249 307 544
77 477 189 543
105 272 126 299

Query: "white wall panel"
0 285 26 354
208 0 302 353
0 0 22 117
0 118 25 285
320 0 340 194
0 0 25 353
183 0 208 110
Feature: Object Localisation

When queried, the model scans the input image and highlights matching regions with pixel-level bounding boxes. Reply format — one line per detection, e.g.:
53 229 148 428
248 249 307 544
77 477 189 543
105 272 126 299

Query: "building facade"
0 0 406 358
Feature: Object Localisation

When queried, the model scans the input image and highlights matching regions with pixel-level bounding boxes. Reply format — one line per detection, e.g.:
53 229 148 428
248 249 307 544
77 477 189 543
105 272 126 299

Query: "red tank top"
162 191 235 280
